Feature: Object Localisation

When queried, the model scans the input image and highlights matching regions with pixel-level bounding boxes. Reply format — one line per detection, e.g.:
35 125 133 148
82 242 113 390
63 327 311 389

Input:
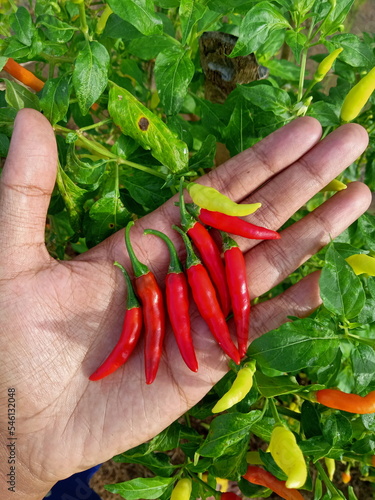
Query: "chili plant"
1 0 375 498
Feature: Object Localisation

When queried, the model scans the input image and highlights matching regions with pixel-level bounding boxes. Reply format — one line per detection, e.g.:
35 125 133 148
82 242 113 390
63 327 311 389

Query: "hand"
0 109 370 500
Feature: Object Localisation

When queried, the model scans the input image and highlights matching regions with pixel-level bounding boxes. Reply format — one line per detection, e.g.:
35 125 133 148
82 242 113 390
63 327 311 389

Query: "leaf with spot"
72 41 109 115
154 46 195 116
108 82 189 173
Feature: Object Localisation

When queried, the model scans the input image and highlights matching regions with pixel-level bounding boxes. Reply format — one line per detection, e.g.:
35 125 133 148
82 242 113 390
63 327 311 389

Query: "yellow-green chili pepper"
346 254 375 276
246 451 264 465
325 457 335 481
267 425 307 489
314 48 343 82
212 361 256 413
320 179 347 192
340 66 375 122
96 5 113 35
171 478 192 500
187 183 261 217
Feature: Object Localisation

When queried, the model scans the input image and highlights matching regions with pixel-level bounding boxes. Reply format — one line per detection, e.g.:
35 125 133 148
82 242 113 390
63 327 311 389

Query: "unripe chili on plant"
243 466 304 500
96 4 113 35
144 229 198 373
346 254 375 276
89 262 142 381
3 58 45 92
212 361 256 413
340 66 375 122
173 225 240 365
267 426 307 489
314 48 343 82
171 478 192 500
222 232 251 357
316 388 375 414
186 204 280 240
187 183 261 217
125 221 165 384
320 179 347 192
179 180 231 317
325 457 335 481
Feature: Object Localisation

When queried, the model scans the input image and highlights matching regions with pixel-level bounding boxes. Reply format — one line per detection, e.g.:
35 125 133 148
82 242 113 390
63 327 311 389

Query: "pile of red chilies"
89 183 280 384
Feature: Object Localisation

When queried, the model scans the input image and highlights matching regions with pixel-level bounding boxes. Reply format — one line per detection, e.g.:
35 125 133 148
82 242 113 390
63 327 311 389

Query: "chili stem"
79 119 111 132
77 1 90 40
268 398 283 425
276 406 302 421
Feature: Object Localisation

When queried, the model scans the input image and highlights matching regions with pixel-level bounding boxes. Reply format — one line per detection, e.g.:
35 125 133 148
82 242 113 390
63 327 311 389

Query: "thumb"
0 109 58 266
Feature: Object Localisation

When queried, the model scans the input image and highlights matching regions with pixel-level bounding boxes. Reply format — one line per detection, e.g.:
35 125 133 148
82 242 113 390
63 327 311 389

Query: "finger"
248 181 372 298
237 123 369 246
251 270 321 339
192 116 323 201
0 109 57 264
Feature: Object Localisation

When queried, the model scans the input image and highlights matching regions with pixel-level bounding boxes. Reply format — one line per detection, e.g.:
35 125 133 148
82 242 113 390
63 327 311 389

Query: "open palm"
0 109 371 500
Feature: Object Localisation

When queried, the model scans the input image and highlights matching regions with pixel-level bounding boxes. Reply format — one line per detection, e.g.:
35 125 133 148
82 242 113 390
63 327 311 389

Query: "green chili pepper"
324 457 335 481
187 183 261 217
346 254 375 276
171 478 192 500
340 66 375 122
267 425 307 489
314 48 343 82
212 361 256 413
320 179 347 192
96 5 113 35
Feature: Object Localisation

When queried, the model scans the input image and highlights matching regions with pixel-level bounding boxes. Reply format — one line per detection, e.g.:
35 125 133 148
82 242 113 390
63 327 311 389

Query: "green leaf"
128 35 180 60
263 58 300 81
0 57 7 71
5 79 40 111
4 39 31 59
73 41 109 115
223 97 254 156
259 449 287 481
320 242 366 319
285 30 307 62
107 0 163 36
320 0 355 36
65 144 106 190
103 14 143 40
230 2 290 57
189 135 216 171
37 15 76 43
307 101 340 127
298 436 332 461
10 6 34 46
358 298 375 324
322 414 352 446
195 97 231 137
301 401 322 439
250 416 276 441
108 82 189 173
147 422 182 452
351 344 375 393
179 0 207 45
39 75 71 125
155 47 195 115
113 451 176 477
248 318 340 372
56 165 89 232
105 476 175 500
255 372 301 398
329 34 375 70
238 83 291 118
0 133 10 157
198 411 261 457
210 437 248 480
357 214 375 252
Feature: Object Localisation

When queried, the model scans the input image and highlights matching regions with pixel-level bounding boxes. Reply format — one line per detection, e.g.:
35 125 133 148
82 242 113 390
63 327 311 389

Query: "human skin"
0 109 371 500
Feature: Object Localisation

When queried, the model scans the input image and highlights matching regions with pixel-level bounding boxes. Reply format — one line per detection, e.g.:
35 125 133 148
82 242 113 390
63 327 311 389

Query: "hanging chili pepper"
324 457 335 481
340 66 375 122
144 229 198 372
173 225 240 365
179 179 231 317
346 254 375 276
222 232 251 357
185 204 280 240
212 361 256 413
96 4 113 34
89 262 143 381
316 388 375 414
187 182 261 217
3 58 45 92
314 48 343 82
125 221 165 384
243 466 304 500
267 426 307 489
171 478 192 500
342 468 351 484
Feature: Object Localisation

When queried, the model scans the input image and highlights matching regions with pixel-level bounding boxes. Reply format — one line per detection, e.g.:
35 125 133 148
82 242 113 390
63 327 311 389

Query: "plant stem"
40 53 75 64
316 461 342 497
79 119 111 132
78 0 90 40
277 406 302 421
268 398 283 425
298 48 308 101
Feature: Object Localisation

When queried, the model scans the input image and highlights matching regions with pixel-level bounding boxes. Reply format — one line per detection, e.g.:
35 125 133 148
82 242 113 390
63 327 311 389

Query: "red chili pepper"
243 466 304 500
89 262 142 381
144 229 198 372
221 493 241 500
179 180 231 318
316 388 375 414
125 221 165 384
173 225 240 365
222 232 250 358
186 204 280 240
